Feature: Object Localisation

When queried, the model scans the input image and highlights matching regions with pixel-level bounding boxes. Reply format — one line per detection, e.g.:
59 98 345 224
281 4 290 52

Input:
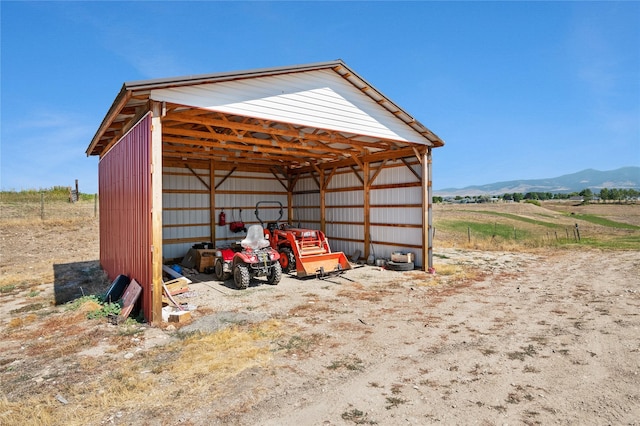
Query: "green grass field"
434 202 640 251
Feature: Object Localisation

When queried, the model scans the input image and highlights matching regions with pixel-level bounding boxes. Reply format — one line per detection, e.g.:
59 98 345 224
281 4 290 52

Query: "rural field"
1 200 639 425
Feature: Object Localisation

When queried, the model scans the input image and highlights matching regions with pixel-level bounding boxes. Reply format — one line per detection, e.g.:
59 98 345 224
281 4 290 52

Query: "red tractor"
255 201 351 278
230 224 282 289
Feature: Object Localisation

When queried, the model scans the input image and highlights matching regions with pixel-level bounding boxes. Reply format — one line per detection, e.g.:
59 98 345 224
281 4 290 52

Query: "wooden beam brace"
369 159 388 186
323 166 338 190
401 157 422 182
350 165 365 185
215 166 237 190
412 146 423 164
270 167 289 192
290 173 302 193
350 153 364 172
309 167 321 190
185 164 211 191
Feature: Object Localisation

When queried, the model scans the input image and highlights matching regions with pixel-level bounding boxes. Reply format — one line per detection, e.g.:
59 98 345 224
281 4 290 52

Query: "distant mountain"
434 167 640 197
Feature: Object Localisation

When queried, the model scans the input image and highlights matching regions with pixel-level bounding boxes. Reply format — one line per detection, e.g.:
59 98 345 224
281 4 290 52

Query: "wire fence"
0 196 99 221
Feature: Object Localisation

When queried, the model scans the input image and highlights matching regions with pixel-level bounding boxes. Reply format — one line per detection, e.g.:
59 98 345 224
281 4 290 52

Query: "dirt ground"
1 206 639 425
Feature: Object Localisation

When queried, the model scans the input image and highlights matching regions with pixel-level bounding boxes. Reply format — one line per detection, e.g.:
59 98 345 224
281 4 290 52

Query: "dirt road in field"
175 248 640 425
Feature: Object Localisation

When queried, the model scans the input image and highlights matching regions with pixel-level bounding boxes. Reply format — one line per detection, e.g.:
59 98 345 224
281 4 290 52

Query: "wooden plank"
162 282 184 310
327 221 420 228
330 236 422 249
363 161 370 260
151 103 164 325
426 148 433 271
210 159 216 244
163 236 211 245
319 168 326 233
163 277 191 295
163 207 209 211
119 279 143 320
161 265 192 284
163 223 210 228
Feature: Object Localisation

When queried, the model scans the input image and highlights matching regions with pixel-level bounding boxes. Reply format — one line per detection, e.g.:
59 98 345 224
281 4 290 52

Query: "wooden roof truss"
160 103 423 173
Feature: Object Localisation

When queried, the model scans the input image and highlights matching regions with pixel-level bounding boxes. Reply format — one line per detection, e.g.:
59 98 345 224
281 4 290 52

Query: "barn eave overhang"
86 60 444 159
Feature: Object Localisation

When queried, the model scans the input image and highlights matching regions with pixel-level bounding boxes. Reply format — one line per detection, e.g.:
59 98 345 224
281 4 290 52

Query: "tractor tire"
279 247 296 273
386 261 415 271
214 259 231 281
267 262 282 285
234 264 250 289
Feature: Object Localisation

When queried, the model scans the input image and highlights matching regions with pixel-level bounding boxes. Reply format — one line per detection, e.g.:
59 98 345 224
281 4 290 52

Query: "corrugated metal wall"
162 165 288 259
99 114 152 315
295 159 424 266
369 162 423 264
162 158 424 266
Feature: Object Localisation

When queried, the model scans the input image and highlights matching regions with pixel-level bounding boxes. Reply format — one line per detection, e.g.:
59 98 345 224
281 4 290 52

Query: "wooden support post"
287 184 293 225
428 148 433 270
363 161 371 260
150 102 164 325
319 168 326 233
210 160 216 245
422 148 433 271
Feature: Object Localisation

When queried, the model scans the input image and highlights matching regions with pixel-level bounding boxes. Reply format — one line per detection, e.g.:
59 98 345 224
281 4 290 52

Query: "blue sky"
1 1 639 193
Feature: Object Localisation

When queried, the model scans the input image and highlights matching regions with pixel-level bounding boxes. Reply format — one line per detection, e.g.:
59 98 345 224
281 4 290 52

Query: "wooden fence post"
40 193 45 221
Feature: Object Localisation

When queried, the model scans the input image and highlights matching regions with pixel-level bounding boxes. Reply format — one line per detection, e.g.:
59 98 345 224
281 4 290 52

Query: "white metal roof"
151 68 430 144
87 60 444 158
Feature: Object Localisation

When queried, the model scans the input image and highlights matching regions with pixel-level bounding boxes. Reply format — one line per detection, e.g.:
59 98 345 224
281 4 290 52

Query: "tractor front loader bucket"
296 251 352 278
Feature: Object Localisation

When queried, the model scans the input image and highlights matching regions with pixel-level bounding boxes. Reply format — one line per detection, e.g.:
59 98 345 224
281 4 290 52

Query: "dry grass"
0 319 285 425
1 199 638 424
0 200 96 222
433 202 640 251
404 262 479 288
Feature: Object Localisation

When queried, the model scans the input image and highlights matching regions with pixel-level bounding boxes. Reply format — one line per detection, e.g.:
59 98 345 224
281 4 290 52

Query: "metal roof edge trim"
331 62 444 147
98 111 153 161
86 84 131 156
124 59 347 91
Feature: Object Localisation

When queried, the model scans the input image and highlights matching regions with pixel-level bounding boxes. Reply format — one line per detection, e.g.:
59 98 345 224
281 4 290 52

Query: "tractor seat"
241 225 270 250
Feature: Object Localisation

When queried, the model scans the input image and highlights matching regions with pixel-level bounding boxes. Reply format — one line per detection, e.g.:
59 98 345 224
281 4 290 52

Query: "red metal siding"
99 114 153 320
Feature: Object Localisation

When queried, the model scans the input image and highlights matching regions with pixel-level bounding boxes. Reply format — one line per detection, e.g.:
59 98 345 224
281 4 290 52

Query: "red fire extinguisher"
218 209 226 226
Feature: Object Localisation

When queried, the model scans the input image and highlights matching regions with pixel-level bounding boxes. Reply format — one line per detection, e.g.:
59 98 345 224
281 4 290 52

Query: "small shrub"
88 301 122 319
65 295 122 319
1 284 16 294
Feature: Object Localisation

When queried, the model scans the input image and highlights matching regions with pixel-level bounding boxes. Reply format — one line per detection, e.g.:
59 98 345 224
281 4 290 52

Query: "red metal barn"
86 60 445 323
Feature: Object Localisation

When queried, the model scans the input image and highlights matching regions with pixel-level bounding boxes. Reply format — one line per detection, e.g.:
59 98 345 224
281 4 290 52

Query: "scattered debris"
118 279 142 320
